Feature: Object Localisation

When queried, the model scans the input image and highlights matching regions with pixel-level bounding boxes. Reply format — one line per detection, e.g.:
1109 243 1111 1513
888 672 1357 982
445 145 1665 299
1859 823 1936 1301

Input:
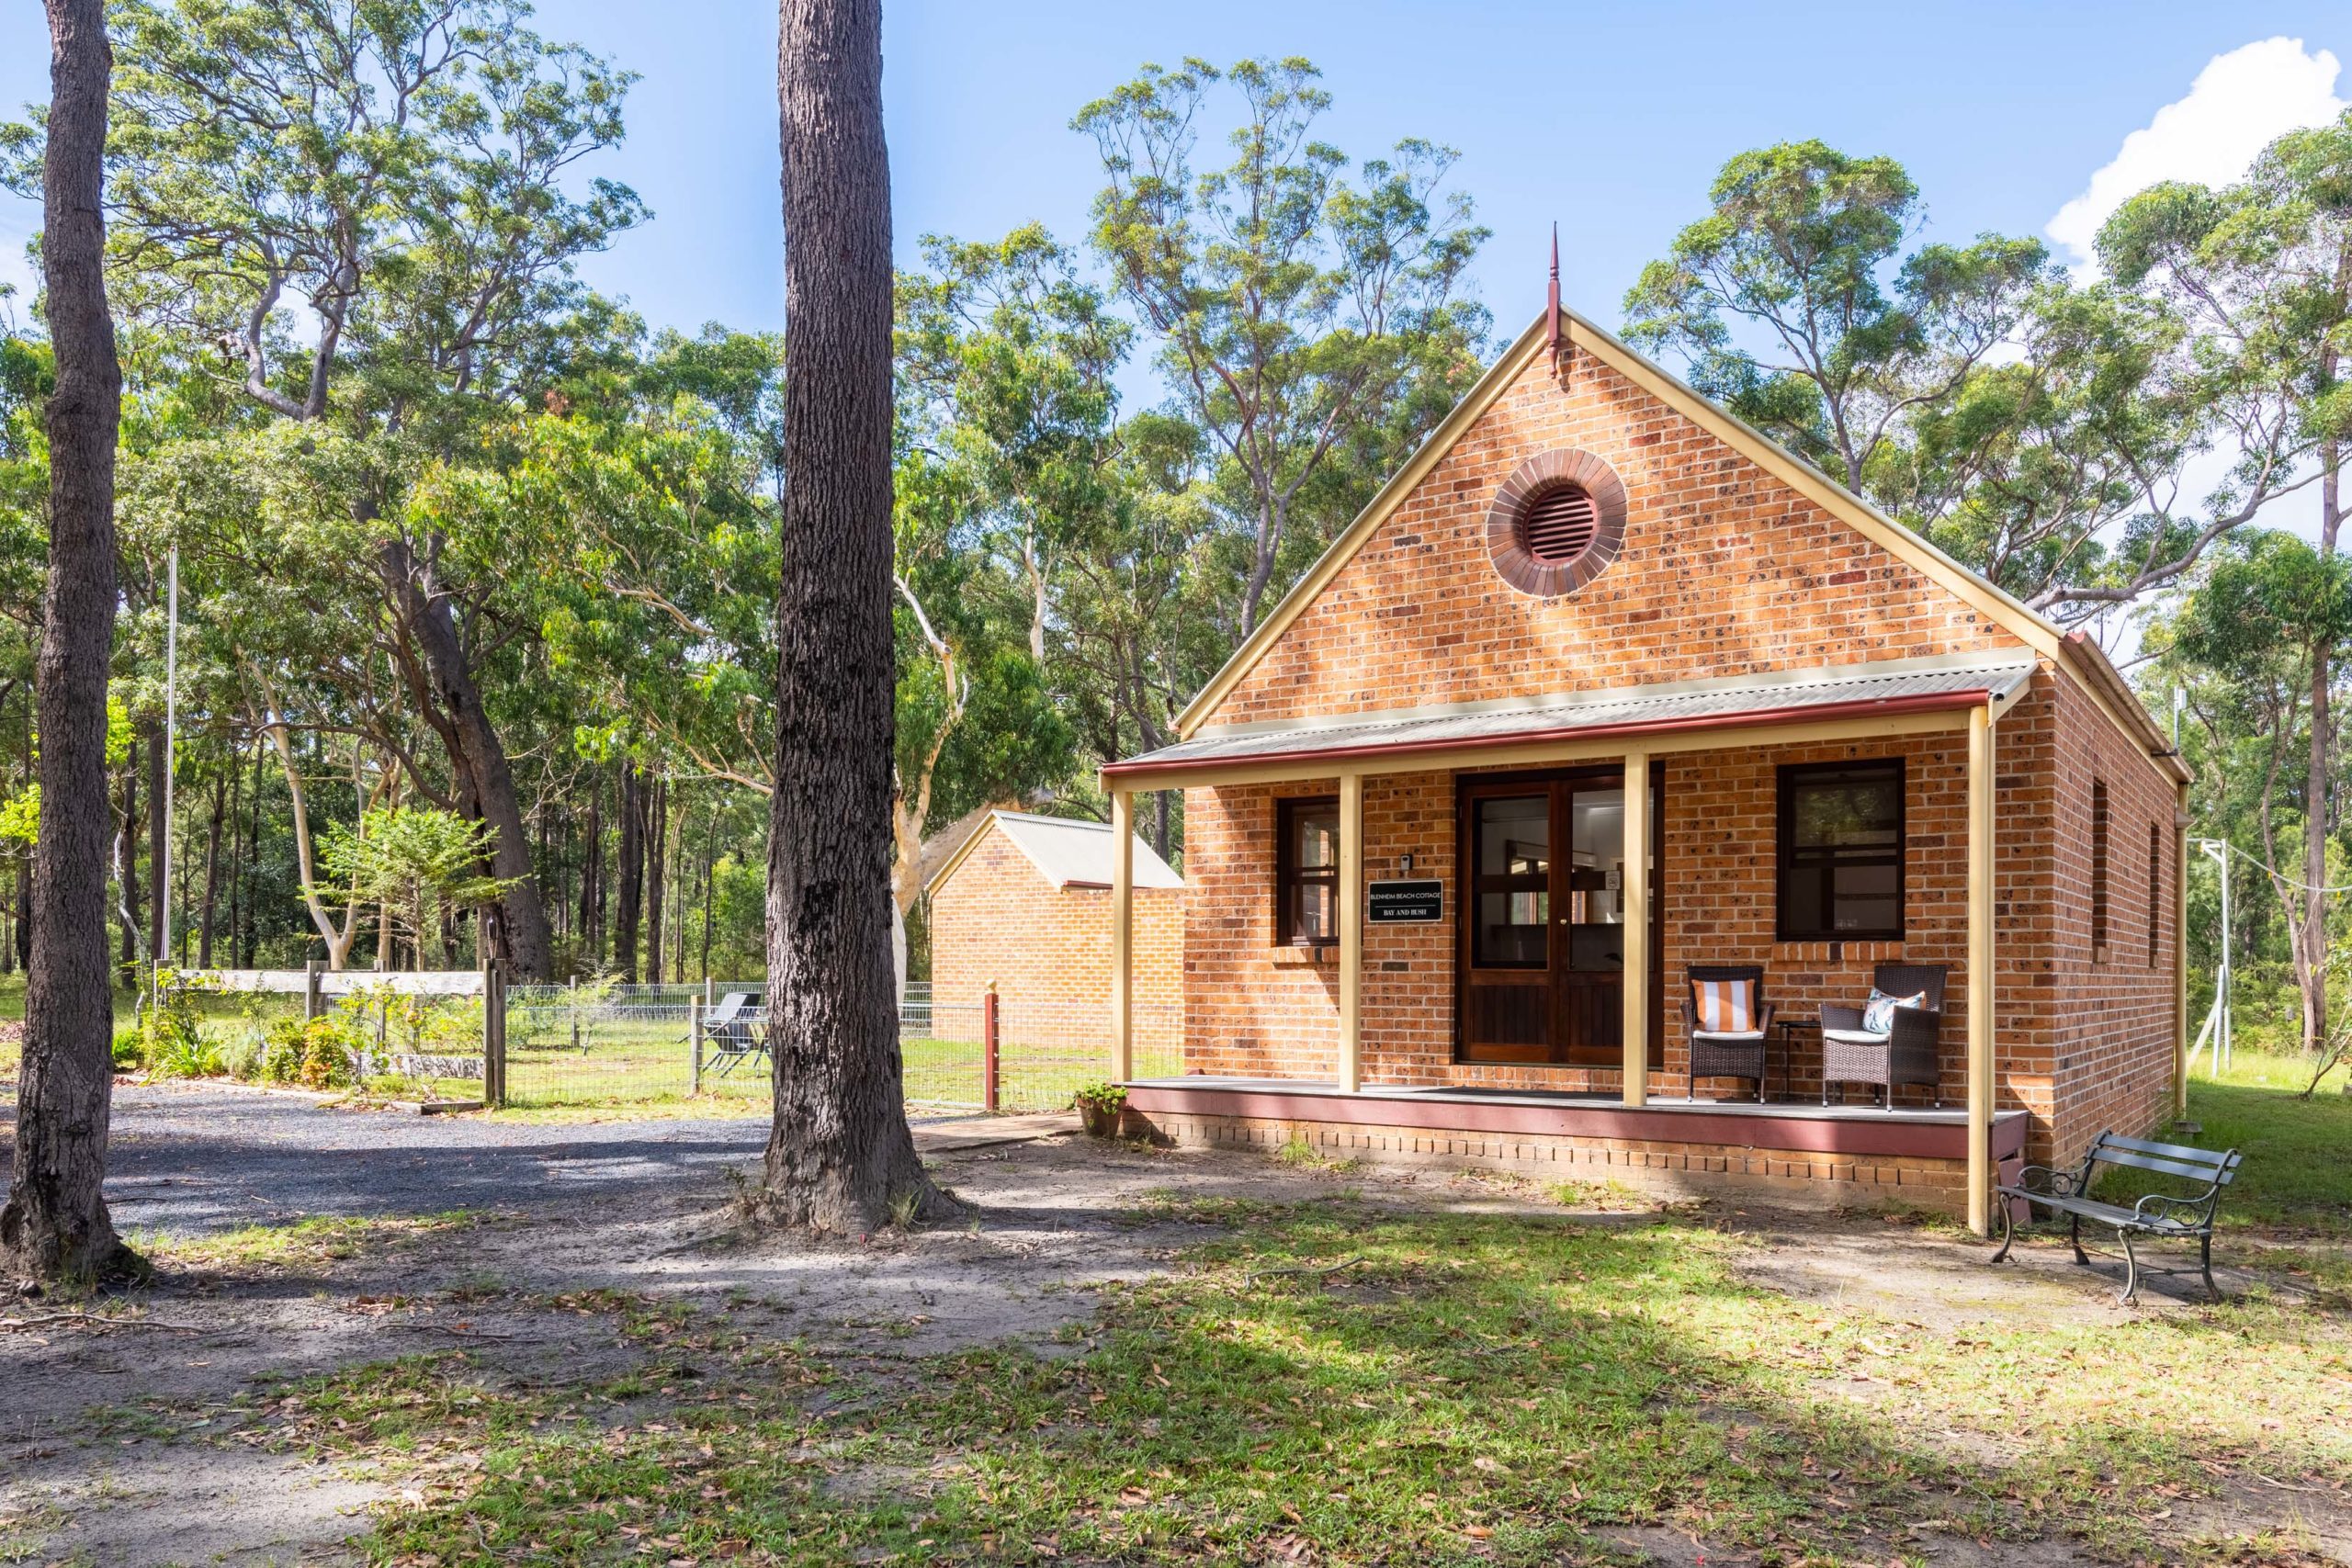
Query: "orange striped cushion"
1690 978 1756 1034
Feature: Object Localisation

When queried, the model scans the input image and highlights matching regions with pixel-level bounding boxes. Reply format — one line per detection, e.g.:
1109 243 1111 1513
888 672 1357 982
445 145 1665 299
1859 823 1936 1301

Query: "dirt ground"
0 1082 2344 1566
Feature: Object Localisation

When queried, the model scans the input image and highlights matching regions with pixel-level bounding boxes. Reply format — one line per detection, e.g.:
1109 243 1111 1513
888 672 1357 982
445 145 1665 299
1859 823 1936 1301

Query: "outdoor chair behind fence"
500 979 1178 1112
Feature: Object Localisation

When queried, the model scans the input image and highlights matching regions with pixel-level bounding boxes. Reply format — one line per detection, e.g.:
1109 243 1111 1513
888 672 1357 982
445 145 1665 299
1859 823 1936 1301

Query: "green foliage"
1623 139 2052 493
138 972 225 1079
1076 56 1490 638
316 807 514 967
260 1015 363 1090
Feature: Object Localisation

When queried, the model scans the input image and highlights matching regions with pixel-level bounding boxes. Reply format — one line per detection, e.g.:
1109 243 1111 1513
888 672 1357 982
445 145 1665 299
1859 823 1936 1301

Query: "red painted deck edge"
1124 1082 2030 1162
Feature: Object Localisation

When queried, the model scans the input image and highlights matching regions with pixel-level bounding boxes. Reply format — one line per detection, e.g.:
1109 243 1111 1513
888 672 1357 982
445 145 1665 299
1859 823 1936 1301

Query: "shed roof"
1104 652 2037 782
927 810 1184 895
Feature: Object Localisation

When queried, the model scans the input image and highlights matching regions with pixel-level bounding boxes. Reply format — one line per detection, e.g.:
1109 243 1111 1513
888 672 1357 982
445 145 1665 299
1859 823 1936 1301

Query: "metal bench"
1990 1129 2241 1303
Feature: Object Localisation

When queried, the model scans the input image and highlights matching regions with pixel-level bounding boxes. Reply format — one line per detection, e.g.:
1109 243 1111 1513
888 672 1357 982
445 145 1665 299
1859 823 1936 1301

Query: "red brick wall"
2031 670 2182 1167
1171 341 2182 1167
1210 344 2027 728
930 823 1182 1056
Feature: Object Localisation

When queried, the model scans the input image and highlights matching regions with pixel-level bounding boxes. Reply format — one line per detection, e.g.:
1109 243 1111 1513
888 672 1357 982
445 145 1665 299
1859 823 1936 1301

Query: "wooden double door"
1456 767 1663 1068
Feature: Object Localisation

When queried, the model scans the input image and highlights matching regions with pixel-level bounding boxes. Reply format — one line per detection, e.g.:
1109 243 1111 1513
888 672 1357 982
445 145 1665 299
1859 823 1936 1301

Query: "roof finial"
1547 222 1563 375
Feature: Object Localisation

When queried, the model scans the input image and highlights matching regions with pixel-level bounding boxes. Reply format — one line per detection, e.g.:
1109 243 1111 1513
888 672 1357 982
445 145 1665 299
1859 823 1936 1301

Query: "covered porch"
1102 654 2041 1234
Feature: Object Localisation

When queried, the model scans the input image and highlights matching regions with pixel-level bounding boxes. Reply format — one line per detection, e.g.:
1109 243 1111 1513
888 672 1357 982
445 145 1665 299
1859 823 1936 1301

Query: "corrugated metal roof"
953 810 1184 892
1108 654 2037 776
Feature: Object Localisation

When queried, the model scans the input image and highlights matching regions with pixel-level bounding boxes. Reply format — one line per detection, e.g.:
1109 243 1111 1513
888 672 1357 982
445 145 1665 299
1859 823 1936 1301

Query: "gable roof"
926 810 1184 897
1170 303 2185 784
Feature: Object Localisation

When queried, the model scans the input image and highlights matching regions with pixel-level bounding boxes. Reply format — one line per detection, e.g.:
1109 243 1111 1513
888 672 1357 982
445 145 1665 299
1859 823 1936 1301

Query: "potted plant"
1074 1080 1128 1138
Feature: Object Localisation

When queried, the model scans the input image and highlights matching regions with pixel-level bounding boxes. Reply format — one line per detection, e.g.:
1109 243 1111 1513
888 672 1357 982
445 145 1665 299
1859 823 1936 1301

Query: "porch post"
1338 771 1363 1094
1111 787 1134 1083
1966 705 1996 1236
1621 750 1650 1107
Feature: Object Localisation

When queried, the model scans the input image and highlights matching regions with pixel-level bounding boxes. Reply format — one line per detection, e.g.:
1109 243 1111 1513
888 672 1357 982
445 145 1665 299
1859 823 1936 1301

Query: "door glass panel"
1477 796 1549 876
1472 795 1549 967
1566 787 1625 930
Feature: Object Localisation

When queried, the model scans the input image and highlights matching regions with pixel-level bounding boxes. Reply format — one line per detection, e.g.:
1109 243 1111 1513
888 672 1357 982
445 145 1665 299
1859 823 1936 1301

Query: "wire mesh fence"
490 980 1179 1114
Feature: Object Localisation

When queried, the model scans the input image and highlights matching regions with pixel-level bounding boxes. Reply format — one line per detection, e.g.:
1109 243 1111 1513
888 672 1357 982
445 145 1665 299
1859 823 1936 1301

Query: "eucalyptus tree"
1076 57 1489 637
767 0 944 1231
29 0 650 979
1623 140 2053 502
2163 533 2352 1057
2 0 136 1285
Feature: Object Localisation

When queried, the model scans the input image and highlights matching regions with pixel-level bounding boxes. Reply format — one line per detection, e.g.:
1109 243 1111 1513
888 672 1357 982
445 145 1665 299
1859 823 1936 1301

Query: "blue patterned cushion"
1861 988 1927 1034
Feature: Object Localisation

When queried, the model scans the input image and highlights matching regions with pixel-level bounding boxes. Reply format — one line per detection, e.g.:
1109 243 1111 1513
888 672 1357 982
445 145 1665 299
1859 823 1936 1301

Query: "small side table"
1774 1016 1820 1105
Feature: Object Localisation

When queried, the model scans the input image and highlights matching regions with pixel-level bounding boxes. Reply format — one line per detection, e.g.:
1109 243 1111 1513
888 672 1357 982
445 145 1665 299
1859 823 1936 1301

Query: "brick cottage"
1096 302 2188 1233
928 810 1185 1063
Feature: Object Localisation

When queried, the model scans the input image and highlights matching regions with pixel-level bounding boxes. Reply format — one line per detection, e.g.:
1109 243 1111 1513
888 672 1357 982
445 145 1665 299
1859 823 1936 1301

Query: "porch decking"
1122 1076 2030 1213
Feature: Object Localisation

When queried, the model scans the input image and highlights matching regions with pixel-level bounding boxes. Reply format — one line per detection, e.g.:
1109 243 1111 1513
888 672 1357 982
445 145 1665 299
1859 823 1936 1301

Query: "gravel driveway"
0 1080 775 1236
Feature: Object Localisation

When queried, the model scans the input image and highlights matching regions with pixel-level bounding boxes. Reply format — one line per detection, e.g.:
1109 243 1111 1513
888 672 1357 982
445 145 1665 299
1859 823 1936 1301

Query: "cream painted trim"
1132 708 1971 793
1556 310 2064 662
1621 751 1651 1108
1966 705 1996 1238
2057 635 2192 787
1193 649 2035 741
1337 771 1364 1096
1110 791 1134 1083
1173 316 1556 739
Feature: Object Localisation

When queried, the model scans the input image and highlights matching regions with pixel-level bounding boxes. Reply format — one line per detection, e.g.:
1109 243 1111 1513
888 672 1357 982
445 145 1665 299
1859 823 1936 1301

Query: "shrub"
110 1026 144 1071
258 1016 362 1089
141 984 217 1079
220 1030 266 1082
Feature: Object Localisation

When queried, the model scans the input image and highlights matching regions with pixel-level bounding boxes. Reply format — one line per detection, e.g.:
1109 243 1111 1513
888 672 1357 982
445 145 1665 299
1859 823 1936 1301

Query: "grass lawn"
242 1197 2349 1566
2185 1051 2352 1235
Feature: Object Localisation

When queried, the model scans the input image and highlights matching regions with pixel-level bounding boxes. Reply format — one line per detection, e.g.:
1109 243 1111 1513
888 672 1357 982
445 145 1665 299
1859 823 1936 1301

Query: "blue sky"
1 2 2346 389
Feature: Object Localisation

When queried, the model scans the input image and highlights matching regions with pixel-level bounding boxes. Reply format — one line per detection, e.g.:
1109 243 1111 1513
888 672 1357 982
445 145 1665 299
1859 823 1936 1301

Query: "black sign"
1366 879 1444 924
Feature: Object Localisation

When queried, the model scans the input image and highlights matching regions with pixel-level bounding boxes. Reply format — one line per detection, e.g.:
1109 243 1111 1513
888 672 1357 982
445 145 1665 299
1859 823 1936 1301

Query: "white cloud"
2046 37 2346 271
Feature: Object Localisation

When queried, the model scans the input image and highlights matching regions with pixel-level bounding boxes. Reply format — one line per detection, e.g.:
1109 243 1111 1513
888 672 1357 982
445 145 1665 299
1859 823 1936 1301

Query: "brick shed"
1094 301 2189 1233
927 811 1184 1061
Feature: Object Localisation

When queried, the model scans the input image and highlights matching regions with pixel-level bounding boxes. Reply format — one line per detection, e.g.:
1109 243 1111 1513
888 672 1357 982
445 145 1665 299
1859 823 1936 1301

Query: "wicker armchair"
1680 964 1775 1102
1820 963 1947 1109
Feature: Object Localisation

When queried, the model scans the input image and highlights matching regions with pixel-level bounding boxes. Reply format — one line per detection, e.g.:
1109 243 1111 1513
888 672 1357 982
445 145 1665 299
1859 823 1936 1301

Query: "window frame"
1274 795 1340 949
1775 759 1906 943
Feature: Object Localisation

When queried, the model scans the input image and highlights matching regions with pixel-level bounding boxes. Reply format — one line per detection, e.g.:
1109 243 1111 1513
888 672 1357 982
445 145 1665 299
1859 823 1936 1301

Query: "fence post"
570 976 580 1053
689 995 704 1097
481 961 506 1108
983 980 1000 1114
302 958 322 1021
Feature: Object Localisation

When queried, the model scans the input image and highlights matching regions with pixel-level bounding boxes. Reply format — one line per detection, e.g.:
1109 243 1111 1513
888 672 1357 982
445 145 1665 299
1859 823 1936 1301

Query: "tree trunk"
256 720 357 970
117 739 139 966
763 0 944 1231
616 765 645 983
237 741 262 967
379 536 555 979
145 716 168 963
198 768 223 967
577 770 603 968
646 773 668 986
2308 433 2343 1057
4 0 136 1284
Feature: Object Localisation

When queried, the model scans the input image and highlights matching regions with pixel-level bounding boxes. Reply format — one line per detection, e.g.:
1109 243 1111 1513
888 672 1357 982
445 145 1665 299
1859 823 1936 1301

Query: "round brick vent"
1485 449 1627 595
